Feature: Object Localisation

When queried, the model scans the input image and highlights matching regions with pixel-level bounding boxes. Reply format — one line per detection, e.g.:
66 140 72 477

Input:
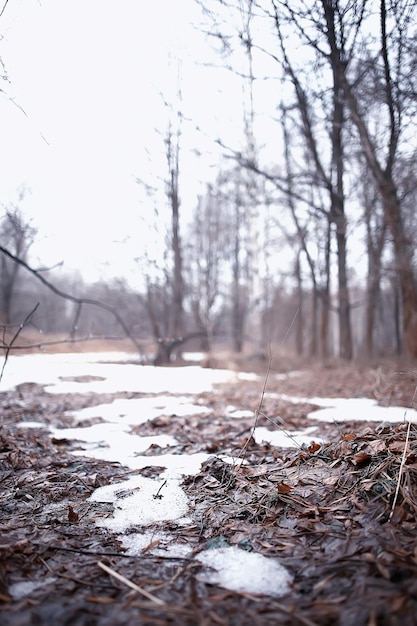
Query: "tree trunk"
331 0 417 356
294 252 304 355
381 183 417 355
231 193 245 353
324 0 353 360
320 223 331 359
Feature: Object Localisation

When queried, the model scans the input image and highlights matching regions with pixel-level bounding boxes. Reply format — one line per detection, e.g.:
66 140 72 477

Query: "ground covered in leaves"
1 360 417 625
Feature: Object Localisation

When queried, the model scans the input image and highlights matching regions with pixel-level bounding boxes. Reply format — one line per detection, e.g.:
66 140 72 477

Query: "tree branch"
0 245 143 353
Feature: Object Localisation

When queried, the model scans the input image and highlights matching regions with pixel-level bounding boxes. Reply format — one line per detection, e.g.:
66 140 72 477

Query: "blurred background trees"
1 0 417 363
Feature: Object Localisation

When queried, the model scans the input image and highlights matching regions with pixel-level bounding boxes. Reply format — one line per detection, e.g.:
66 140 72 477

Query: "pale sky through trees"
0 0 251 283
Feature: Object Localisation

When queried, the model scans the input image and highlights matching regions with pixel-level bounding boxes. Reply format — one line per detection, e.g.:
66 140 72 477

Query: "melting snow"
70 395 208 425
226 405 254 419
4 353 416 600
53 422 176 456
121 531 192 559
0 352 238 394
196 546 292 597
8 578 57 600
277 394 417 423
89 474 190 529
254 425 323 448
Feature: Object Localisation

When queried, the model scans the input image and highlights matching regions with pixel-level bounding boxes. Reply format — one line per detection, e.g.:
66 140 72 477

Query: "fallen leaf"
352 451 371 466
68 505 79 523
277 482 292 494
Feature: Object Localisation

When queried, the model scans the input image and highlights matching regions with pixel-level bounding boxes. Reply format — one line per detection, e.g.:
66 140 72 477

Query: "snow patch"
255 425 323 448
226 405 254 419
196 546 292 597
70 395 208 425
89 475 189 529
16 421 46 429
1 353 238 394
276 395 417 423
121 531 192 558
8 577 57 600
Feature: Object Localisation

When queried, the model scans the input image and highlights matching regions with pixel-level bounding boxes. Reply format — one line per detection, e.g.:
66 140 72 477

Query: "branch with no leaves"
97 561 165 606
0 245 143 353
0 302 39 383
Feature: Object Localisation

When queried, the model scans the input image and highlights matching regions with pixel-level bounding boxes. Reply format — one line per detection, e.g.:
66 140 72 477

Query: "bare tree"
321 0 417 355
165 116 184 349
270 1 353 359
0 245 144 354
185 185 229 351
0 205 36 324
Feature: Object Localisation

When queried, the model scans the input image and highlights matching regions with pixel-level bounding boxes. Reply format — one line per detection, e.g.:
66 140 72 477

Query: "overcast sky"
0 0 251 284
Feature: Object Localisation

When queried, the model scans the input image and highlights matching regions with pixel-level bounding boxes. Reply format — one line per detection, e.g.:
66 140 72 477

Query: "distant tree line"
1 0 416 363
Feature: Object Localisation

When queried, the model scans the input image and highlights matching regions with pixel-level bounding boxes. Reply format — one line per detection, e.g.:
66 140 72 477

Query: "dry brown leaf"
68 505 79 523
352 451 372 466
367 439 386 454
277 482 292 494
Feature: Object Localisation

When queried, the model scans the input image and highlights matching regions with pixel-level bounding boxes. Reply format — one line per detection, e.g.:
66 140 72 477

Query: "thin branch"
0 303 40 383
236 344 273 468
388 381 417 521
0 245 142 353
97 561 165 606
0 0 9 19
388 415 412 522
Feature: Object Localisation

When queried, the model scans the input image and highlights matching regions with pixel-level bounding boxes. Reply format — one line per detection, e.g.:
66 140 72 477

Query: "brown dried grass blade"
97 561 165 606
388 413 412 522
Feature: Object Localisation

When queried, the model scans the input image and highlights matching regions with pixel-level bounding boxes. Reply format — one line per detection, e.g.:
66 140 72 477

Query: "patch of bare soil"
1 363 417 625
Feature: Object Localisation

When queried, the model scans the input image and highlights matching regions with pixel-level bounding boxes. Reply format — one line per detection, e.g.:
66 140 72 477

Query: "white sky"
0 1 372 291
0 0 249 283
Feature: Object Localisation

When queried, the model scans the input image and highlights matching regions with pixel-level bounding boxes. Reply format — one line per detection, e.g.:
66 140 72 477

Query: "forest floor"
1 358 417 625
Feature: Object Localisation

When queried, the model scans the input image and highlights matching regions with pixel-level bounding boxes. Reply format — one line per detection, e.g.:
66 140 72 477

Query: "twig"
0 303 39 384
0 0 9 19
0 245 143 353
237 344 273 467
97 561 165 605
388 416 411 522
153 479 167 499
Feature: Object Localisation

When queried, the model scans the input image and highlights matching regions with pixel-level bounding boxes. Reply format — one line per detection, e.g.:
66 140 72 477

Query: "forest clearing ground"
0 360 417 625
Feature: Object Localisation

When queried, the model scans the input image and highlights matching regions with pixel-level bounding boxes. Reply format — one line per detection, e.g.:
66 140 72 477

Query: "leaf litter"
0 354 417 624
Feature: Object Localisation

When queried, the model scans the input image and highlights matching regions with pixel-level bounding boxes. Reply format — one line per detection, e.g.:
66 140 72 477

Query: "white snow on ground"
196 546 292 597
70 395 208 425
89 474 190 530
0 352 240 394
52 422 176 453
8 578 57 601
226 405 254 419
275 394 417 423
4 353 416 599
120 531 193 559
254 425 323 448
